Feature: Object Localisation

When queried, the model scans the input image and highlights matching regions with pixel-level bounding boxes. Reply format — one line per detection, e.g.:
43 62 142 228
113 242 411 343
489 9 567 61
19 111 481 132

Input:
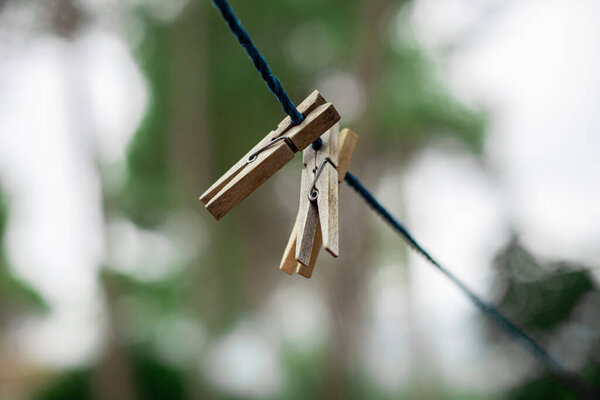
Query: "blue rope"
344 171 599 399
211 0 305 126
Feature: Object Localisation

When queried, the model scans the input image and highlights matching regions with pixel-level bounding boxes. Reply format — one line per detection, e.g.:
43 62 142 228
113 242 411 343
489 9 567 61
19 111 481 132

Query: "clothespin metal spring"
246 136 298 163
308 158 337 202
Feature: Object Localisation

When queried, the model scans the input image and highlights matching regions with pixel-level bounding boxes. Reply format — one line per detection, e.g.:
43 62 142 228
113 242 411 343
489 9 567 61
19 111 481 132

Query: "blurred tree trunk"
319 0 398 398
165 2 213 399
92 279 137 400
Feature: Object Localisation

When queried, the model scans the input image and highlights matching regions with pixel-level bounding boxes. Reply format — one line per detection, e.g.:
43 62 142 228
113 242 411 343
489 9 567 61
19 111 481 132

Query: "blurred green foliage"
33 371 94 400
119 21 175 228
504 363 600 400
33 349 187 400
0 189 47 325
131 348 187 400
493 239 595 332
492 239 599 398
378 45 486 151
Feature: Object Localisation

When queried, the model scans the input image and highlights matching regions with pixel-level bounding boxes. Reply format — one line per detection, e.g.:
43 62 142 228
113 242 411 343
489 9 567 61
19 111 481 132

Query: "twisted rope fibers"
211 0 304 126
211 1 599 397
344 172 598 399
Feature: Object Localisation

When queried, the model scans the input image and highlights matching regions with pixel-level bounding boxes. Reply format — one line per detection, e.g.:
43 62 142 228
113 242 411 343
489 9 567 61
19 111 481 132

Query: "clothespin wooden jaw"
280 127 359 278
199 91 340 220
296 124 339 265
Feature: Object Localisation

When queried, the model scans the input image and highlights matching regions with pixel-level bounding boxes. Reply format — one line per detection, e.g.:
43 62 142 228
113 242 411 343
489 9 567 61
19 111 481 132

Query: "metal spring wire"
308 158 337 201
246 136 298 163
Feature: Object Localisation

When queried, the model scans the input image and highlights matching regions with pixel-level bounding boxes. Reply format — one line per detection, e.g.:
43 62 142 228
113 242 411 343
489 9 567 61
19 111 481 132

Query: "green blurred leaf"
493 239 595 332
0 188 47 317
32 371 94 400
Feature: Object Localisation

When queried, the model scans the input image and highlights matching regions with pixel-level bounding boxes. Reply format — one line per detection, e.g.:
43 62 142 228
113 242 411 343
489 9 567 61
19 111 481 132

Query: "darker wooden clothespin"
199 91 340 220
280 126 359 278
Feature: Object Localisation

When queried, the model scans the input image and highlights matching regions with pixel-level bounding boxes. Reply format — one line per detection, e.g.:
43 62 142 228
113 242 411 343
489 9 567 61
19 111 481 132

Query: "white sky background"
409 0 600 265
0 0 599 397
362 0 600 392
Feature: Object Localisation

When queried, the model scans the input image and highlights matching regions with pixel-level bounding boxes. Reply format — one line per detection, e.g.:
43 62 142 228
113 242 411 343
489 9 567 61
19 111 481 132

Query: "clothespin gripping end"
279 128 359 278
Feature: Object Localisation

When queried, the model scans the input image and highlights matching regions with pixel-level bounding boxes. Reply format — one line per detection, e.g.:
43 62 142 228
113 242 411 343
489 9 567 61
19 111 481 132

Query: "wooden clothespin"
280 126 359 278
199 91 340 220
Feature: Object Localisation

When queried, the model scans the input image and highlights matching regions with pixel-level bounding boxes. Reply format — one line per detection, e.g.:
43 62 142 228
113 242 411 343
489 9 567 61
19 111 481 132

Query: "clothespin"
280 126 359 278
199 91 340 220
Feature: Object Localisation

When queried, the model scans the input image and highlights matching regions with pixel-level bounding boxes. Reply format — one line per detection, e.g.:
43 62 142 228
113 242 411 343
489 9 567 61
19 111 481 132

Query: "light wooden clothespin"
280 126 359 278
199 91 340 220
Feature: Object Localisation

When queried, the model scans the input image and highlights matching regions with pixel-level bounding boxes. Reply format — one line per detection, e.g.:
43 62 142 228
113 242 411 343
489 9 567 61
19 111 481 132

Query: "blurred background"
0 0 599 399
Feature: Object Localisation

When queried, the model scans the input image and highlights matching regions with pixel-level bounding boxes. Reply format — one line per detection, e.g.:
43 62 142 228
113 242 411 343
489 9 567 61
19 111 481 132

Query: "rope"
211 0 304 126
209 1 599 397
344 172 599 399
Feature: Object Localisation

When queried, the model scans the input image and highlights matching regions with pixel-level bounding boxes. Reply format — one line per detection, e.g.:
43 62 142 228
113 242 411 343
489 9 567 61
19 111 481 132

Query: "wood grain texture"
272 90 325 138
295 127 358 278
295 148 319 266
337 128 359 182
199 90 326 205
315 126 339 257
296 221 322 278
295 125 339 266
202 99 339 220
317 161 338 257
205 141 294 219
279 217 298 274
317 123 339 166
286 103 340 151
